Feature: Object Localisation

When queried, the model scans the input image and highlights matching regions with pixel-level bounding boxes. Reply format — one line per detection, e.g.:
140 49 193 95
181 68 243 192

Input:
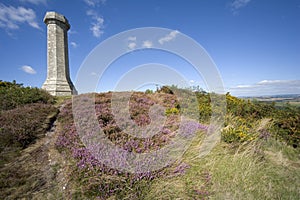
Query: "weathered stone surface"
42 12 77 96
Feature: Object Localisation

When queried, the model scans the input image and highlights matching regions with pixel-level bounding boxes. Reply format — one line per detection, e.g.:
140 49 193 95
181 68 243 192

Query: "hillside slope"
0 84 299 199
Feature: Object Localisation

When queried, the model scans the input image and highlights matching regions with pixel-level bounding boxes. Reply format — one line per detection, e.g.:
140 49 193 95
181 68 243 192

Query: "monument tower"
42 12 77 96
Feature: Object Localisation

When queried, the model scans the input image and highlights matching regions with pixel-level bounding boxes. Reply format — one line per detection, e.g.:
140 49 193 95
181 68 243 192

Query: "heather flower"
173 162 190 175
56 92 204 198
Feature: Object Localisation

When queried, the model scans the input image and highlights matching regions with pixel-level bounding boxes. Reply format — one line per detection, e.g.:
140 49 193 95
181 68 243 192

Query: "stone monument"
42 12 77 96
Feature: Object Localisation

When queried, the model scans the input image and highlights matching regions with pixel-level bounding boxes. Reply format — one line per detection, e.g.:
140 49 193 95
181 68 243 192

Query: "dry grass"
145 123 300 199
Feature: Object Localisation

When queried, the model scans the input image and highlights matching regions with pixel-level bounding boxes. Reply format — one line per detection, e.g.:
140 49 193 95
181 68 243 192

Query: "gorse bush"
0 80 55 111
226 93 275 119
221 114 258 143
175 87 299 148
191 91 299 147
222 119 256 143
273 107 300 148
165 107 180 116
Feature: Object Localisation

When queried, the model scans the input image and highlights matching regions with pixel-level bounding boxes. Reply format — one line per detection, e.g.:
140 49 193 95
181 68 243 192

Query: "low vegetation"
0 81 58 198
0 80 55 111
0 81 299 199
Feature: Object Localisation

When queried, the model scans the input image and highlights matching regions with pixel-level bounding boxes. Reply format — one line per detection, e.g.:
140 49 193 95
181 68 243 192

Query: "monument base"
42 79 77 96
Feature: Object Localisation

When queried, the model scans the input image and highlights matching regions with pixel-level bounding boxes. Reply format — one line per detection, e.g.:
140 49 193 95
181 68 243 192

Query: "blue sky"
0 0 299 96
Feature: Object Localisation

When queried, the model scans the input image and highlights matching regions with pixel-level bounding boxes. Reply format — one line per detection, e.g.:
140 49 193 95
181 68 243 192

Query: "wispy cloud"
128 36 136 41
91 72 97 76
0 4 41 31
19 0 47 5
231 0 251 9
236 84 252 88
86 10 104 38
70 41 78 48
21 65 36 74
257 80 291 85
158 30 180 44
83 0 106 7
230 0 251 14
142 40 153 48
69 30 77 34
229 80 300 96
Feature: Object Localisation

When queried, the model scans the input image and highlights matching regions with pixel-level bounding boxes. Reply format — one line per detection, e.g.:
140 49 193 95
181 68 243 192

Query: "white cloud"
230 0 251 13
86 10 104 38
127 36 137 50
0 4 41 30
19 0 47 5
158 30 180 44
128 42 136 50
84 0 106 7
21 65 36 74
70 42 78 48
229 80 300 96
90 22 104 37
142 40 153 48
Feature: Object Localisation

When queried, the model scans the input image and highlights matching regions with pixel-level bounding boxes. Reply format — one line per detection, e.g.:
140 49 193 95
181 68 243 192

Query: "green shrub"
156 86 174 94
0 80 55 111
145 89 153 94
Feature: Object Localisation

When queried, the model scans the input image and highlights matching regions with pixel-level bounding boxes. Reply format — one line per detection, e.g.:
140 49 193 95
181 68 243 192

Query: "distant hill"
241 94 300 108
241 94 300 100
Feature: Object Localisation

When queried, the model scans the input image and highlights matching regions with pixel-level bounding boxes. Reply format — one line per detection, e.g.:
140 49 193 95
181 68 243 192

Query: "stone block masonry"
42 12 77 96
